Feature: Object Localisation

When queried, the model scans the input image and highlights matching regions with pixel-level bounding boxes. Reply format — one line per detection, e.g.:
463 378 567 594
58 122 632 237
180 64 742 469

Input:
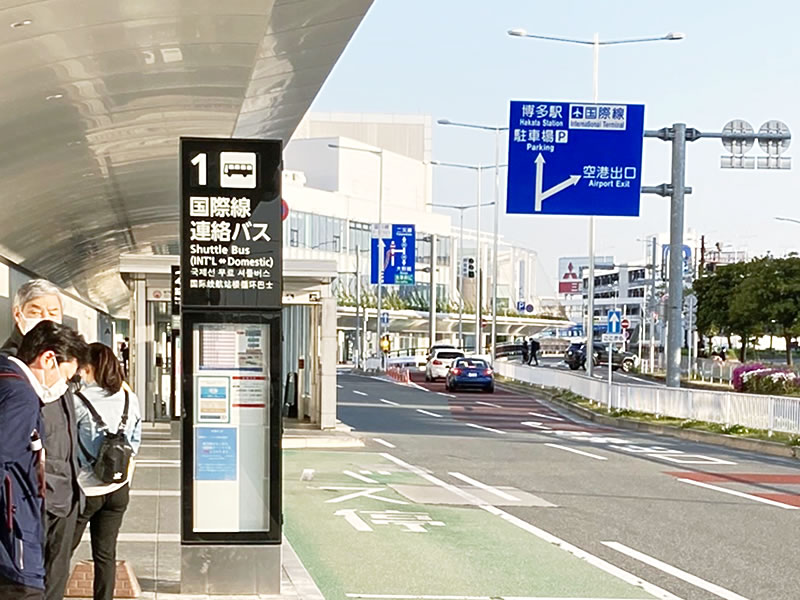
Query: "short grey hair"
13 279 63 310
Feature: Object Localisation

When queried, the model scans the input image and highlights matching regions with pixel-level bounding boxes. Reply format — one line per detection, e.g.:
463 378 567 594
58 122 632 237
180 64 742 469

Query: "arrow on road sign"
607 311 622 335
534 154 581 212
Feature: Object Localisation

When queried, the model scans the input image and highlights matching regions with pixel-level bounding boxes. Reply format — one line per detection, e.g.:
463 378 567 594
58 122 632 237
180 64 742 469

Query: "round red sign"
281 198 289 221
621 318 630 330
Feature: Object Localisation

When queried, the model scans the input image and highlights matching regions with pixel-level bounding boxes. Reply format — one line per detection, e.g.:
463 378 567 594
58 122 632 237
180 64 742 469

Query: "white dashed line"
416 409 443 418
372 438 396 448
337 384 343 389
379 399 400 406
466 423 506 435
521 421 552 431
677 478 799 510
603 541 751 600
353 390 368 396
528 411 564 421
544 443 608 461
437 392 456 398
475 401 502 409
449 472 520 502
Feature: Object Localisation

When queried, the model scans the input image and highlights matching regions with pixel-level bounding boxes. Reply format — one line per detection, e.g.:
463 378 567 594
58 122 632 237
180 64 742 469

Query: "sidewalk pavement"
69 421 347 599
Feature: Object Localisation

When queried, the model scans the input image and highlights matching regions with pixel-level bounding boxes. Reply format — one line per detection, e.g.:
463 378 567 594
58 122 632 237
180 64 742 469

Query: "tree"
757 255 800 365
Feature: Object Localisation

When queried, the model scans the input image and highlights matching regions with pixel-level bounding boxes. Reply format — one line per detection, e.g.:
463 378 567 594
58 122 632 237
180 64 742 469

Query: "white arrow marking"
534 154 581 212
334 509 374 532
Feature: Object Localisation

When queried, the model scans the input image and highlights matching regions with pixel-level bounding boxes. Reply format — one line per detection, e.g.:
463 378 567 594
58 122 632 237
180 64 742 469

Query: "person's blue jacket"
0 354 46 590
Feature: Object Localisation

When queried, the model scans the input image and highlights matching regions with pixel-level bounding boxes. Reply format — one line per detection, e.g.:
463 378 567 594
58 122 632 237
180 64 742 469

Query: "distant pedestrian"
529 338 541 366
71 343 141 600
521 339 529 364
119 338 130 378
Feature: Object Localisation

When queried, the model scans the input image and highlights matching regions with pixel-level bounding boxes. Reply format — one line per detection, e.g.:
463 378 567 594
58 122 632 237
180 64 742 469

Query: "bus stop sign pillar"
179 138 283 595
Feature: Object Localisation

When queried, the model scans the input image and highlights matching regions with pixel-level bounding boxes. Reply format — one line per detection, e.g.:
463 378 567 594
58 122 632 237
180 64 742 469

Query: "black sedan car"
564 342 638 372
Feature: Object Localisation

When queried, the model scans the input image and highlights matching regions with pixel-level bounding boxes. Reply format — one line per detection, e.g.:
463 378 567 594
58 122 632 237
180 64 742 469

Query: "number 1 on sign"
191 153 207 186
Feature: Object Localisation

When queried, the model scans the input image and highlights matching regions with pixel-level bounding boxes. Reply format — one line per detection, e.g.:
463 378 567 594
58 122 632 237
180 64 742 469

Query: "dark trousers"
44 503 78 600
0 575 44 600
71 485 130 600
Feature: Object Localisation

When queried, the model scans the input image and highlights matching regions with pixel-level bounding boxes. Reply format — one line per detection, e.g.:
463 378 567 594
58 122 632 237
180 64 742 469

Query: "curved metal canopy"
0 0 372 313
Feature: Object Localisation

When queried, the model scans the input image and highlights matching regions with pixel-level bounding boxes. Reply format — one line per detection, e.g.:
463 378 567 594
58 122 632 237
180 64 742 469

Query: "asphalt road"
335 369 800 600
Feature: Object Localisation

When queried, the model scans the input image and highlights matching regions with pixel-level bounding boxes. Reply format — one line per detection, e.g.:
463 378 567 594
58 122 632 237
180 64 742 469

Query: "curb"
499 380 800 460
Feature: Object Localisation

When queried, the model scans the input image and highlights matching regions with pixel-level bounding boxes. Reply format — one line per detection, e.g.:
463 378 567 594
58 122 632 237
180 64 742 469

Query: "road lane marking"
379 399 400 406
521 421 552 431
416 409 443 418
409 381 430 392
344 470 379 484
381 453 681 600
372 438 396 448
466 423 507 434
354 390 368 396
602 541 750 600
335 509 373 532
337 384 343 389
347 596 655 600
448 472 520 502
528 412 564 421
437 392 456 398
475 401 502 408
677 478 799 510
544 444 608 461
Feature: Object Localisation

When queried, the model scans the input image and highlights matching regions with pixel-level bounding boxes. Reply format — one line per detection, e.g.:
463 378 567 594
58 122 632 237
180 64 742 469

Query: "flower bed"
732 363 800 396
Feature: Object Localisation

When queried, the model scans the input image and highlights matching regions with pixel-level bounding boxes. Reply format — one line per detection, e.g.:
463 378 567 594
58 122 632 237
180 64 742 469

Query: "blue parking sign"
506 101 645 217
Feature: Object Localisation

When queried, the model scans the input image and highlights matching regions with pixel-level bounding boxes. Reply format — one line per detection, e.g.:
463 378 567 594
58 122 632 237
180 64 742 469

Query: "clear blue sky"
310 0 800 294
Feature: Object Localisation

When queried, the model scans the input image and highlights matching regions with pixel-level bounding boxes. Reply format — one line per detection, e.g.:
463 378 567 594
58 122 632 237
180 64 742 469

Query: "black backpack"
76 389 134 484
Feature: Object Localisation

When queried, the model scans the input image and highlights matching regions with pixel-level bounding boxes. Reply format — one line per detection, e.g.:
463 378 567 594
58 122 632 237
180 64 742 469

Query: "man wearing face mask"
0 321 89 599
1 281 86 600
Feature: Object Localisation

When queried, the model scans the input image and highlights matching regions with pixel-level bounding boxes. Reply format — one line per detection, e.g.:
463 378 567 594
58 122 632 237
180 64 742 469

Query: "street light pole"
429 201 496 350
330 143 385 367
491 129 501 363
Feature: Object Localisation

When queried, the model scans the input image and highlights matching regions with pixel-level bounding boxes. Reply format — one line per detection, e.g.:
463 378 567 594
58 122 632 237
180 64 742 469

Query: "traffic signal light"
462 257 476 278
380 336 391 354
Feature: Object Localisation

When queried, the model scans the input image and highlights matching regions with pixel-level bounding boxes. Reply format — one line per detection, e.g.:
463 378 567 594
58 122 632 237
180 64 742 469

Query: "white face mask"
41 359 68 403
18 314 44 335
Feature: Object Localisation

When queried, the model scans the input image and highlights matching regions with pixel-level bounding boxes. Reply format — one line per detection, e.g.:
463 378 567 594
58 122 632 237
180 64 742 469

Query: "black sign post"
179 138 283 595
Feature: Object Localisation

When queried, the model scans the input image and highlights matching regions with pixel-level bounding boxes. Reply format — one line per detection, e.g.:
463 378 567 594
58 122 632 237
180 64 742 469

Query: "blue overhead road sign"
371 224 416 285
506 101 645 216
607 310 622 335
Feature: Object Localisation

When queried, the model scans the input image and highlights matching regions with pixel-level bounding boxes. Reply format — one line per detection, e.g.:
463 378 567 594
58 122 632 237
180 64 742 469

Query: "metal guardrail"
495 360 800 436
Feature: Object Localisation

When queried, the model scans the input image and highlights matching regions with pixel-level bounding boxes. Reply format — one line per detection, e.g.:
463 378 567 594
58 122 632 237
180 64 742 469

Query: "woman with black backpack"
71 343 142 600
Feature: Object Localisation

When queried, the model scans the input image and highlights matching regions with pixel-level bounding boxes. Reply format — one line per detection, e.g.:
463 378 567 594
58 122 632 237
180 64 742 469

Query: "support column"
133 277 147 421
320 287 338 429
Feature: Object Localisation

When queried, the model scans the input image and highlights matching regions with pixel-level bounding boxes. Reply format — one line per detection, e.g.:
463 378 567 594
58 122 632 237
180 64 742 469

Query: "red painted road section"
410 371 610 434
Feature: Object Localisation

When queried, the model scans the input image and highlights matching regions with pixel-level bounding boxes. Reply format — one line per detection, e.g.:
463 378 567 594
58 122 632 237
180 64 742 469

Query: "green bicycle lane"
283 449 670 600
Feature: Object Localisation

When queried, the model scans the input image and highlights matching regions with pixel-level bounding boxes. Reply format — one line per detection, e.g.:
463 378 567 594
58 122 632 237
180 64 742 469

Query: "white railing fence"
495 360 800 436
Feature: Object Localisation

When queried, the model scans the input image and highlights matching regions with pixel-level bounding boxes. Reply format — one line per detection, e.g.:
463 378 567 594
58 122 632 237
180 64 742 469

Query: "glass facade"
285 210 346 253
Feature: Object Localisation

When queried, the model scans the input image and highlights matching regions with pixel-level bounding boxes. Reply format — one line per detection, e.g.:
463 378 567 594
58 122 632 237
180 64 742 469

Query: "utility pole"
643 119 791 387
355 245 361 369
429 234 437 347
650 236 657 374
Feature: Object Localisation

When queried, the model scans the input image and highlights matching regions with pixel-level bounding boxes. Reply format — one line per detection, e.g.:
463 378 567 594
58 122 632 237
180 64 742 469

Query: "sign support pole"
666 123 687 388
376 151 385 370
429 234 437 346
607 341 613 412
